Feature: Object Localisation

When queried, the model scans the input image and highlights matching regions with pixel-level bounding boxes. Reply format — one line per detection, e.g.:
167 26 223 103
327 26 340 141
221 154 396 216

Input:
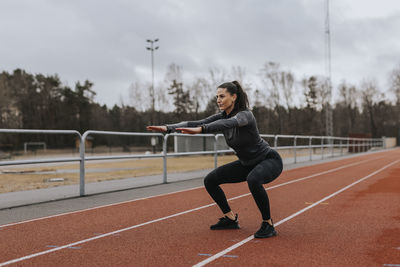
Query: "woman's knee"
246 174 263 190
204 170 218 187
253 159 282 184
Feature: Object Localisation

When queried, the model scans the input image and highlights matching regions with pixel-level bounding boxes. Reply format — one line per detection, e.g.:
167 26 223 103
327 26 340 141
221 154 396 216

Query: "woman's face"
216 87 236 114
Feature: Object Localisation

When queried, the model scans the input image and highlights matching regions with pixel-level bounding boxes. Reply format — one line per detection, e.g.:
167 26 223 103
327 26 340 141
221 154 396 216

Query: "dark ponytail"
218 80 249 114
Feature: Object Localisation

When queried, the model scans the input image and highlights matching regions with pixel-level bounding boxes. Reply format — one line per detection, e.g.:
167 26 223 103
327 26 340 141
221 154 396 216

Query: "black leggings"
204 149 283 220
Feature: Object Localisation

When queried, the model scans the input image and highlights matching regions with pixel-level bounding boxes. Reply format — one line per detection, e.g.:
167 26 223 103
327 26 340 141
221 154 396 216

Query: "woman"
147 81 283 238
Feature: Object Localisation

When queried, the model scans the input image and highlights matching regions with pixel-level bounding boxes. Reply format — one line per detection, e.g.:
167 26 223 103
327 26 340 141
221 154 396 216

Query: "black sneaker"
254 221 277 238
210 214 240 230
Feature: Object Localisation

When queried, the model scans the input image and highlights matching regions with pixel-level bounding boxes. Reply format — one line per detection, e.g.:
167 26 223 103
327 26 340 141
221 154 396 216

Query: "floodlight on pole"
146 38 159 124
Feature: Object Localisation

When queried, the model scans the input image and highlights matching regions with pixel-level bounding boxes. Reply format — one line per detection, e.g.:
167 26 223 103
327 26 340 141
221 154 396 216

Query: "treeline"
1 64 400 148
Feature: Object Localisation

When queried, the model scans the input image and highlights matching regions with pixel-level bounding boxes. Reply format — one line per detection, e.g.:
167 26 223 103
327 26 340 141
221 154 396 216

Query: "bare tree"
302 75 331 108
128 81 149 112
0 74 20 128
302 76 318 110
188 77 212 118
259 62 287 133
165 63 183 83
229 65 256 107
360 79 382 137
208 67 228 89
280 71 295 111
163 63 184 110
155 81 172 112
390 63 400 105
0 75 9 125
168 80 193 120
301 76 325 135
231 66 246 84
337 81 359 133
389 64 400 134
252 88 267 108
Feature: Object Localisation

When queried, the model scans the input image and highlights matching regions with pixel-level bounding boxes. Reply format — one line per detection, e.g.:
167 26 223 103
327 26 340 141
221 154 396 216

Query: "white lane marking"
192 159 400 267
0 185 203 228
0 157 385 266
228 157 374 201
0 203 215 267
0 156 378 229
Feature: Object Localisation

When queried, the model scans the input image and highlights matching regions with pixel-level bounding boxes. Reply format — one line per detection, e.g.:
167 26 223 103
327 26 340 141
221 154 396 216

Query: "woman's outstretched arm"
175 127 202 134
163 113 223 133
146 125 167 132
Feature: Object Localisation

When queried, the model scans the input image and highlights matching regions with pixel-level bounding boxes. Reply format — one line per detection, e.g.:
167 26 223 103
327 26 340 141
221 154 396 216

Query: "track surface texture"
1 149 399 266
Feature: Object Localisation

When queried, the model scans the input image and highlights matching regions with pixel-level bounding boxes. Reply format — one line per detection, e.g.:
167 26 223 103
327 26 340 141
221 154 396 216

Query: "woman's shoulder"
232 109 255 126
241 109 253 114
236 109 254 118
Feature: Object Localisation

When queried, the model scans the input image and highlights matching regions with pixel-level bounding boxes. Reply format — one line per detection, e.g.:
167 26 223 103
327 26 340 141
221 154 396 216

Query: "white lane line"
228 157 374 201
0 185 203 228
192 159 400 267
0 157 383 266
0 156 378 229
0 203 216 267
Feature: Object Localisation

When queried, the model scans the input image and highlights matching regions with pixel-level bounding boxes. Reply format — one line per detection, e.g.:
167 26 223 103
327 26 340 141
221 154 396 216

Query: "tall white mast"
325 0 333 137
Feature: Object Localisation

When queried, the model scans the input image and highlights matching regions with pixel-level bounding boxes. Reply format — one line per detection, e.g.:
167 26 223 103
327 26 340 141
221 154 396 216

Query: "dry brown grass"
0 155 238 193
0 148 319 193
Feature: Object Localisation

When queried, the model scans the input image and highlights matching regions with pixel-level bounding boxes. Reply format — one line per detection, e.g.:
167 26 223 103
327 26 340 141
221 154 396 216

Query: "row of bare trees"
1 62 400 148
129 61 400 139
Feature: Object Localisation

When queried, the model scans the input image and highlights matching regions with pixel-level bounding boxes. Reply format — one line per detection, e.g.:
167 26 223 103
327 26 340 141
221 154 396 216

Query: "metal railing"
0 129 81 166
80 130 164 196
0 129 384 197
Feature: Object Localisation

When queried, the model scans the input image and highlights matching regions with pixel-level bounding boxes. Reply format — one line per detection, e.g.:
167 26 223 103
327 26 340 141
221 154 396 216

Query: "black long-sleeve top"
166 110 271 166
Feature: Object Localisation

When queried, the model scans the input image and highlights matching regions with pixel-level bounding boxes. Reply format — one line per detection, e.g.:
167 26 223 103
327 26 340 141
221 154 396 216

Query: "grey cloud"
1 0 400 106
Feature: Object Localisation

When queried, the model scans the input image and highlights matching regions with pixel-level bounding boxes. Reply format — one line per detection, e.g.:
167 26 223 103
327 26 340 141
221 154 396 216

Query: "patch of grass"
0 155 237 193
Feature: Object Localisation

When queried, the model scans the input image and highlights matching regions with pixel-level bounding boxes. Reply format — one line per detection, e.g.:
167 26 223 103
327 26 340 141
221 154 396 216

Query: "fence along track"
0 129 384 197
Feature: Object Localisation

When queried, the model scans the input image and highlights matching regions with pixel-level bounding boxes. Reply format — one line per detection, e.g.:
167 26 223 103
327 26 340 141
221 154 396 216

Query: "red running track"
0 149 399 266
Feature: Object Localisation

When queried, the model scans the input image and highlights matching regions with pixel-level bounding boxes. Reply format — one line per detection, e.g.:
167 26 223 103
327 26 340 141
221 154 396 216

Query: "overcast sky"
1 0 400 107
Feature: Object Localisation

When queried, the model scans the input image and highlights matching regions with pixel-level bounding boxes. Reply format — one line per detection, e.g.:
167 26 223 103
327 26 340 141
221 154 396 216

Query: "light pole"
324 0 333 138
146 38 159 125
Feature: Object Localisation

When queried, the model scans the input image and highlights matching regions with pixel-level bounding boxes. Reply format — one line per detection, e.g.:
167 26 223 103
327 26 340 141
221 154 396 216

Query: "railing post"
347 137 350 153
331 137 334 157
340 139 343 156
79 133 86 196
309 136 312 161
163 134 169 183
321 137 324 159
274 135 278 150
294 136 297 163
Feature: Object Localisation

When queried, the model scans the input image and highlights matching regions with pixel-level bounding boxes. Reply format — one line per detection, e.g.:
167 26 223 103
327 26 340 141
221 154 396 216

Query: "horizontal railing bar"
259 134 276 138
83 130 163 137
0 157 81 166
275 146 296 149
166 151 217 157
0 129 81 135
85 154 163 161
168 133 216 138
84 151 236 161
